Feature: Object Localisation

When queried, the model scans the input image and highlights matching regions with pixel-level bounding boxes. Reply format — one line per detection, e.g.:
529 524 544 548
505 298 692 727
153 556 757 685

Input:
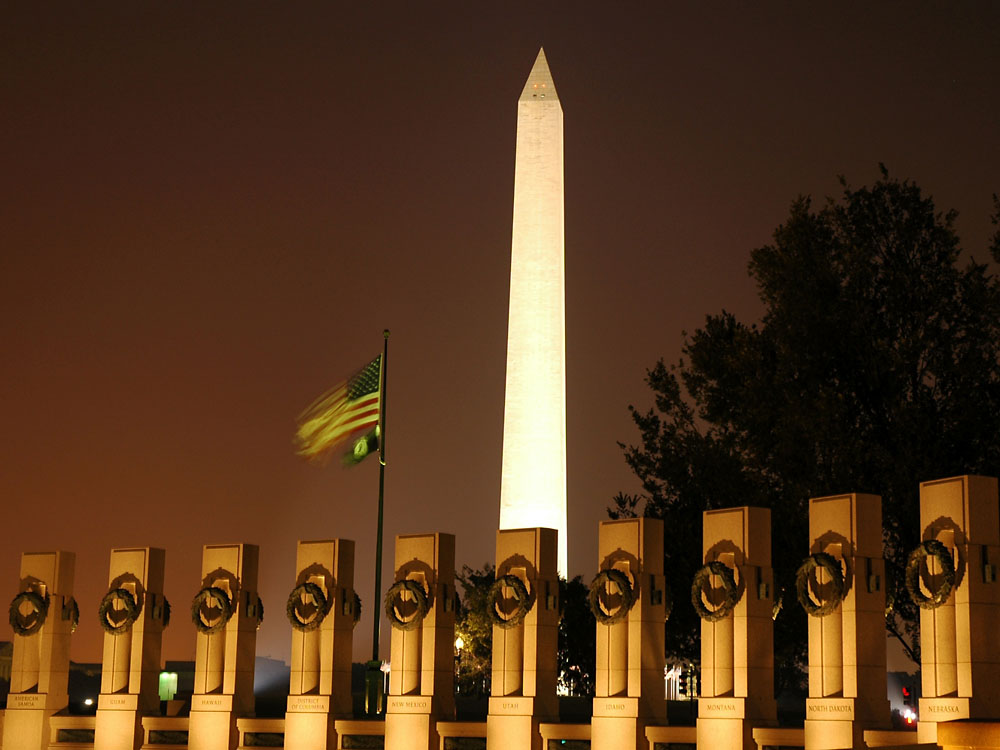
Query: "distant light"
84 698 93 706
159 671 179 702
455 636 465 650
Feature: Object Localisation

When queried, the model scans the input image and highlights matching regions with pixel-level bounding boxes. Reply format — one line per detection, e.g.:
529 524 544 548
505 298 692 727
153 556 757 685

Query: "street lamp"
454 636 464 694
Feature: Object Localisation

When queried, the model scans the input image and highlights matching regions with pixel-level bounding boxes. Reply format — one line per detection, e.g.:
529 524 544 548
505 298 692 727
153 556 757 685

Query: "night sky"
2 3 998 666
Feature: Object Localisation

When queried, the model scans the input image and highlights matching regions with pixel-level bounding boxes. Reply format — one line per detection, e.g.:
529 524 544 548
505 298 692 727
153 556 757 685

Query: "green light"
158 671 178 702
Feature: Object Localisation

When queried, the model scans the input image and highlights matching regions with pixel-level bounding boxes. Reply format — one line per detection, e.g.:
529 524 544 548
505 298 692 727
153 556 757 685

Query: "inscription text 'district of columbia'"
287 695 331 714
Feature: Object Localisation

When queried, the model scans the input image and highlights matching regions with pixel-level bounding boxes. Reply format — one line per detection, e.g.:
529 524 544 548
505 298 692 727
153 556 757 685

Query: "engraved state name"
493 698 532 714
808 704 853 713
703 703 738 711
924 704 961 714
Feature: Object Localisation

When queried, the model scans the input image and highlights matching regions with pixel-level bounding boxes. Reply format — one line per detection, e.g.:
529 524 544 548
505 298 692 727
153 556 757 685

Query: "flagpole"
366 328 389 716
372 329 389 661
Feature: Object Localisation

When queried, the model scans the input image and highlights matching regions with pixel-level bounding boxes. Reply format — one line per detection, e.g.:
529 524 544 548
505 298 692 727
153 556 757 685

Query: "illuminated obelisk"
499 48 567 577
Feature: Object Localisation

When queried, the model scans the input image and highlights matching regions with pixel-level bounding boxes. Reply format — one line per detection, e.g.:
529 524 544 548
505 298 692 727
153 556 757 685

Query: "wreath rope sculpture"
587 569 636 625
905 539 956 610
162 597 172 627
98 588 142 635
352 591 362 627
796 553 846 617
486 574 532 630
9 591 50 636
384 579 430 631
64 597 80 633
190 586 234 635
286 582 330 632
691 561 740 622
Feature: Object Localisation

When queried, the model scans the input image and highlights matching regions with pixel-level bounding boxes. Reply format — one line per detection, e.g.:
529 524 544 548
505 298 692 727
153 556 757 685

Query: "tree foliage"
456 564 495 697
558 575 596 696
616 171 1000 683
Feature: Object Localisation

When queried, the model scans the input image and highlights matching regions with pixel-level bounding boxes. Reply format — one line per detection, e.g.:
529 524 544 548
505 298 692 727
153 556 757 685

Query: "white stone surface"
499 48 567 577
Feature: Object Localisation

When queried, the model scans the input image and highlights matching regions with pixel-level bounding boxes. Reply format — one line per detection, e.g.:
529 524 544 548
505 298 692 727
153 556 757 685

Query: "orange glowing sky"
2 3 998 666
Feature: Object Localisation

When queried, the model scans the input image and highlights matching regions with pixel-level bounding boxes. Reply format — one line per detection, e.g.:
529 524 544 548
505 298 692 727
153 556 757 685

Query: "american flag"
295 354 382 462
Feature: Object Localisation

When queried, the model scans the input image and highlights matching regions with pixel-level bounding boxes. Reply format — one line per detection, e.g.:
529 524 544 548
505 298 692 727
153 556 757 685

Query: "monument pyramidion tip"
520 47 559 102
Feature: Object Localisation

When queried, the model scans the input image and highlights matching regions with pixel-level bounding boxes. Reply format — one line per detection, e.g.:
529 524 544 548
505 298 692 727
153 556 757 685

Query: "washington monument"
499 48 567 577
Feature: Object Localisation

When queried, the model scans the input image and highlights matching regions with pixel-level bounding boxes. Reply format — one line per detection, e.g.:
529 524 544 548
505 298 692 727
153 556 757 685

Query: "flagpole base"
364 660 387 717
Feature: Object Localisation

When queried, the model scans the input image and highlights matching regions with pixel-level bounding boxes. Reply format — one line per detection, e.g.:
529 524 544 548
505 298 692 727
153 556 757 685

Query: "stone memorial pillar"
188 543 261 750
913 475 1000 744
94 547 168 750
384 532 457 750
486 527 559 750
591 518 667 750
695 507 776 750
285 539 357 750
1 551 75 750
800 495 889 749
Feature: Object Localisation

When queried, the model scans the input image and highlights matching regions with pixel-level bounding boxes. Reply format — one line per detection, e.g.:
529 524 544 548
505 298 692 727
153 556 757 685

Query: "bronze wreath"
9 591 49 636
691 561 740 622
796 553 846 617
98 588 142 635
588 569 636 625
352 591 362 626
905 540 956 610
384 579 430 631
286 582 330 632
162 597 171 627
64 597 80 633
190 586 233 635
487 574 532 629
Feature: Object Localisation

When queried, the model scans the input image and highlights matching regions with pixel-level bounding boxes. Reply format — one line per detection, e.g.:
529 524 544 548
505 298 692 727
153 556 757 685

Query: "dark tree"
559 575 596 696
615 171 1000 687
455 564 495 697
